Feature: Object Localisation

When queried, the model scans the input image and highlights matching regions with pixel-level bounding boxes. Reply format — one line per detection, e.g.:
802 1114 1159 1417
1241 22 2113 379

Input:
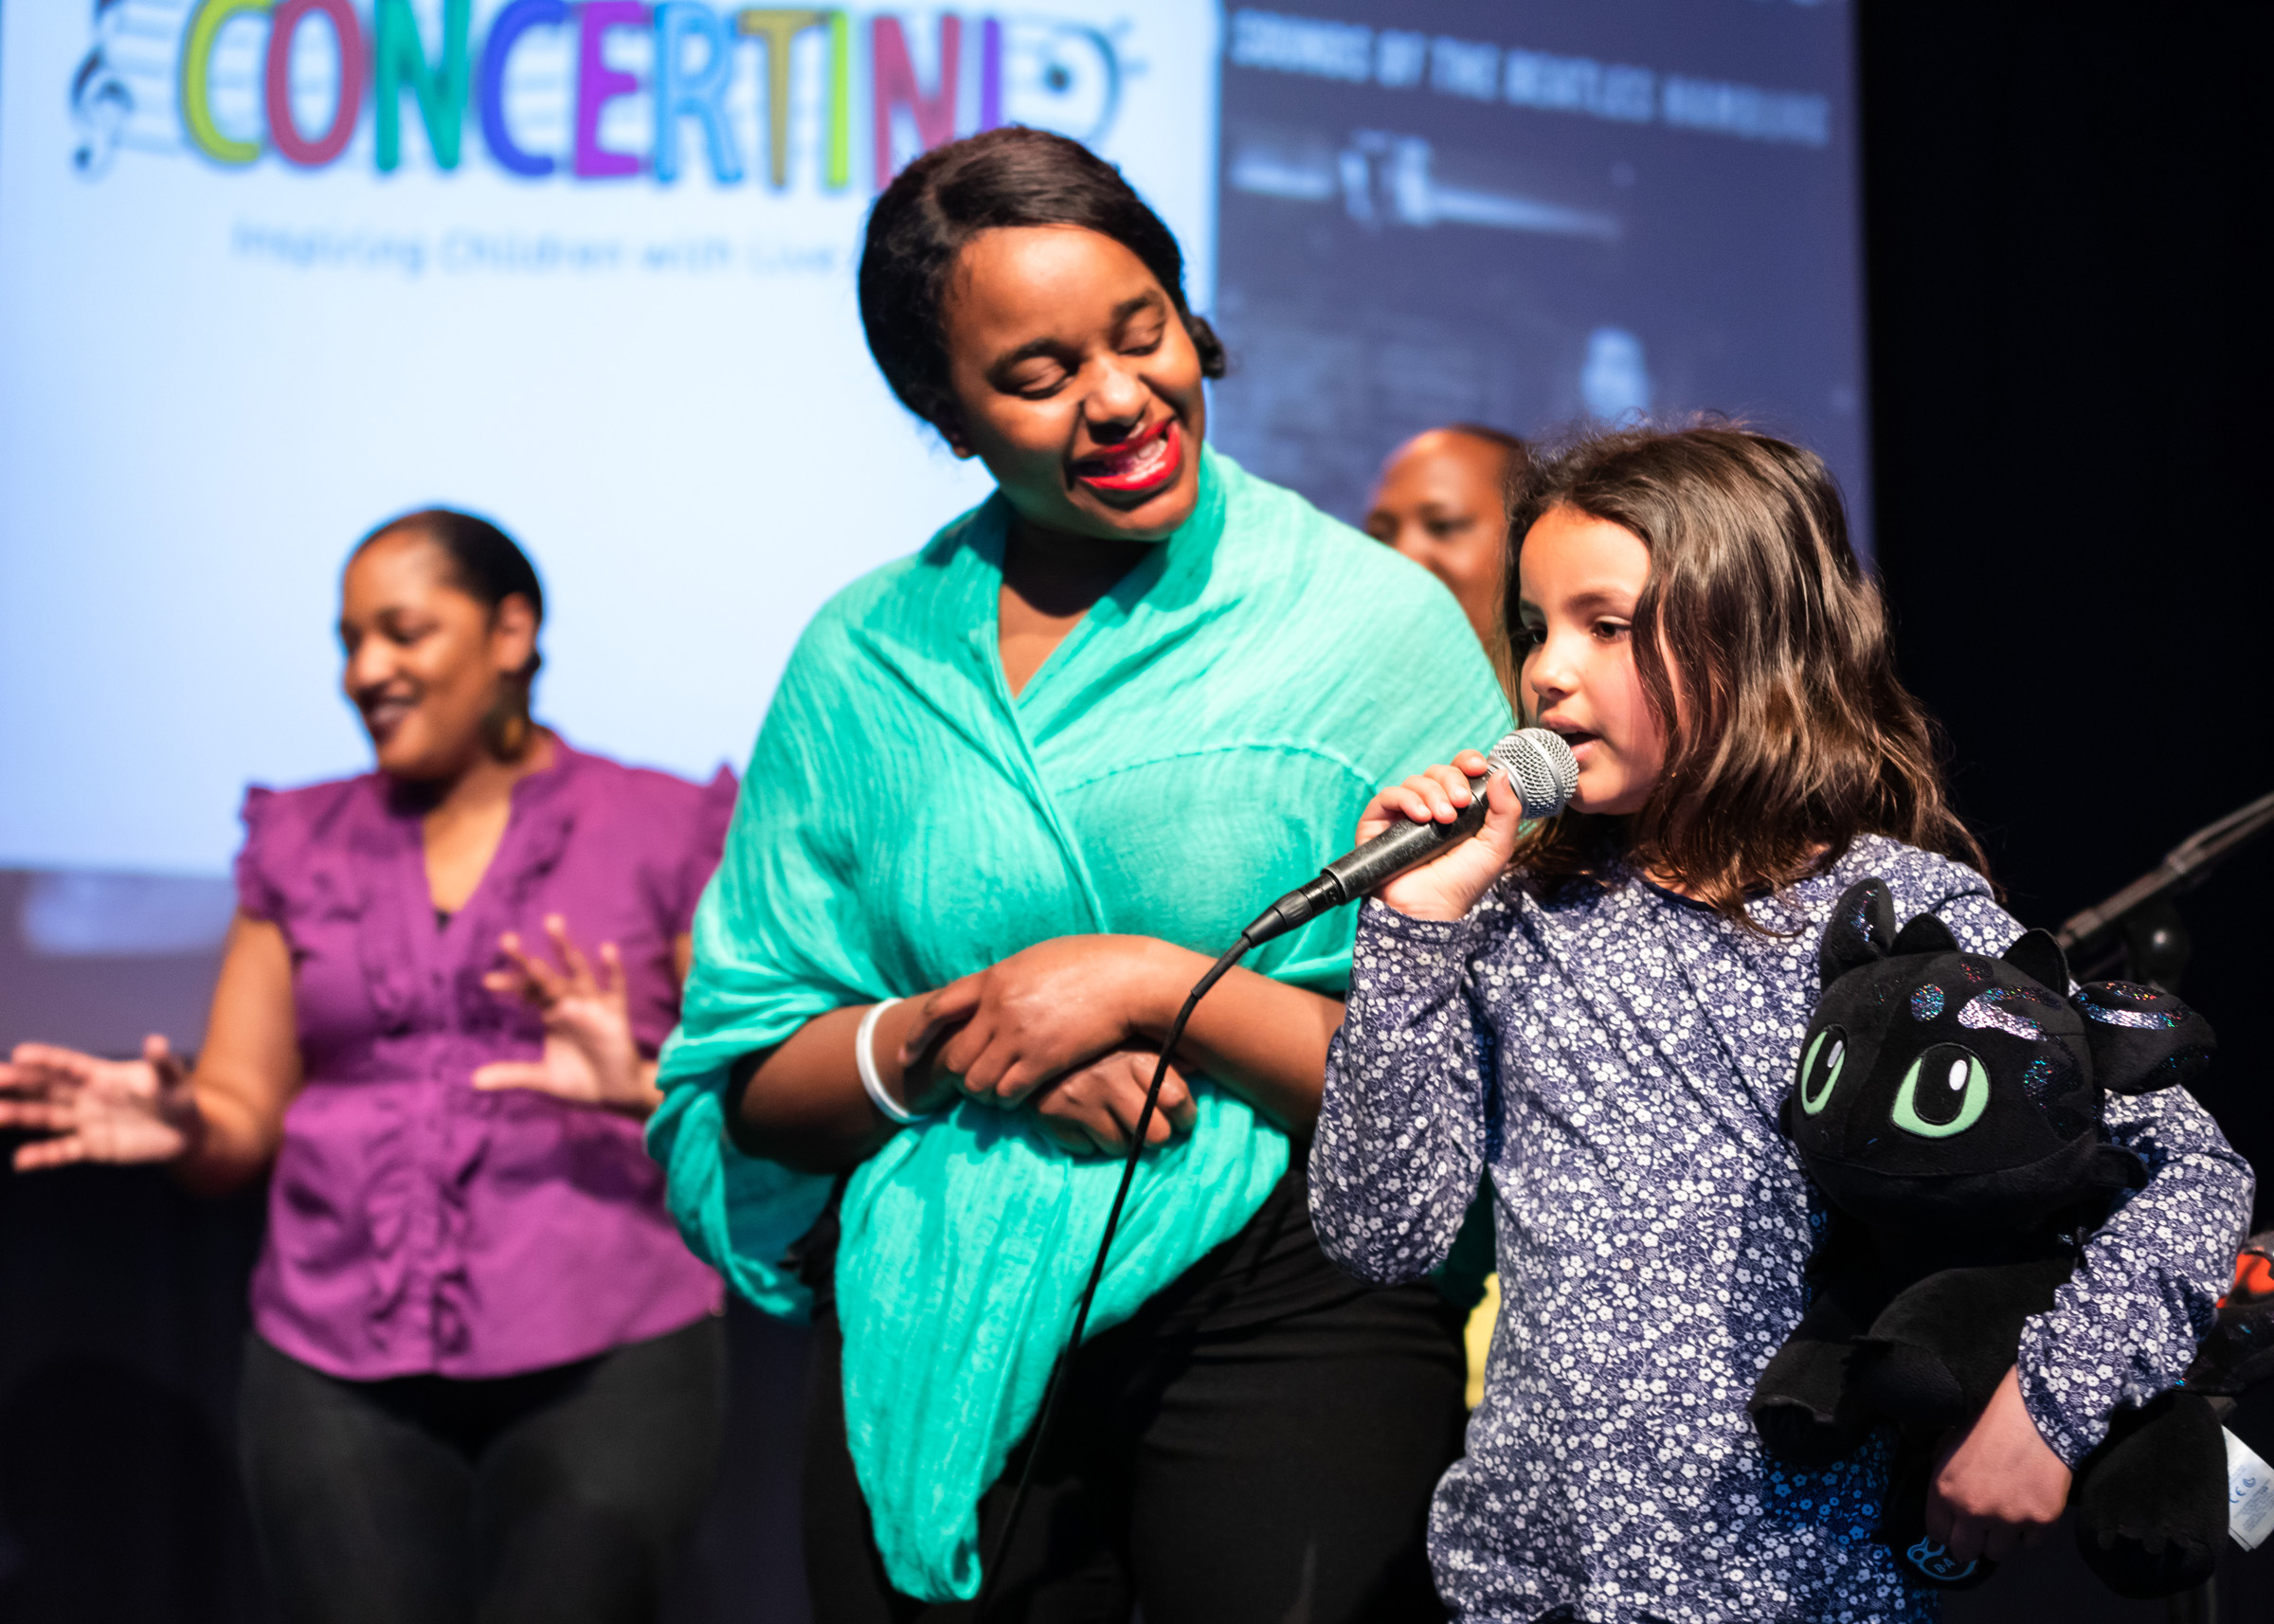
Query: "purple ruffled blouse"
234 738 731 1380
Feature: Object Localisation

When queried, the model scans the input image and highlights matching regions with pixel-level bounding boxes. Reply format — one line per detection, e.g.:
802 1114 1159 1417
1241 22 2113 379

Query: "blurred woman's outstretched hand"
477 913 663 1118
0 1035 200 1170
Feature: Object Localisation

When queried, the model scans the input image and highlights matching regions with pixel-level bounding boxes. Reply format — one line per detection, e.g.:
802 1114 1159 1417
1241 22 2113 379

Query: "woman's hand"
1362 749 1524 921
896 935 1177 1110
1023 1049 1199 1156
1923 1365 2072 1563
0 1036 201 1170
475 914 660 1118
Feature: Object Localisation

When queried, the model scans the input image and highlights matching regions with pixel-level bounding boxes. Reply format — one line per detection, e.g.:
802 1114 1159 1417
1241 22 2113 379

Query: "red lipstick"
1074 419 1183 496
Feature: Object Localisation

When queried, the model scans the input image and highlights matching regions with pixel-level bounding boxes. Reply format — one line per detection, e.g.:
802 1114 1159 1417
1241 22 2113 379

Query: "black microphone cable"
973 929 1256 1615
969 730 1574 1612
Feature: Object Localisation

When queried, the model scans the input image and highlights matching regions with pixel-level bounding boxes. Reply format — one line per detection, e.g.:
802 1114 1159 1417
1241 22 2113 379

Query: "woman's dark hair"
857 125 1226 433
353 508 545 683
1501 422 1987 926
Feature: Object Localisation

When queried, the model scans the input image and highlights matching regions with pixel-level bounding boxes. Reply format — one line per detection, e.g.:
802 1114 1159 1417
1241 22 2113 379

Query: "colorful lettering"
265 0 365 167
574 1 649 179
180 0 272 166
157 5 1014 188
825 9 851 189
373 0 471 172
980 15 1002 131
871 13 959 190
733 8 824 189
655 3 742 184
478 0 568 178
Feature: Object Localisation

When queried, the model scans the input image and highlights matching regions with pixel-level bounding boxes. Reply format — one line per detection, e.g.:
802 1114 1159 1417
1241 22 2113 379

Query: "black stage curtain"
1863 7 2267 1216
1866 5 2272 1616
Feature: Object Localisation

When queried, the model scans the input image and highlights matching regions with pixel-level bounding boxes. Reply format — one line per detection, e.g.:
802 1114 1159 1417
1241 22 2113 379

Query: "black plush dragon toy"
1749 877 2229 1597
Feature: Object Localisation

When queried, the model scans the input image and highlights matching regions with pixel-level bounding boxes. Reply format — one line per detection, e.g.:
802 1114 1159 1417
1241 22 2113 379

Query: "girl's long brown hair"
1502 423 1987 925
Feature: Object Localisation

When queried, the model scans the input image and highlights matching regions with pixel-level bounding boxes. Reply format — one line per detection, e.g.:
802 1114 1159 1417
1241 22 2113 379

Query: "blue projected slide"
0 1 1858 906
1210 3 1866 531
0 0 1218 881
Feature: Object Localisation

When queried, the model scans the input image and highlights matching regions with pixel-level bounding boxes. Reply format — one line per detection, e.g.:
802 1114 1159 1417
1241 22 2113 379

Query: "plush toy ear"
1891 911 1958 956
1820 878 1895 987
2075 983 2218 1094
1999 929 2071 994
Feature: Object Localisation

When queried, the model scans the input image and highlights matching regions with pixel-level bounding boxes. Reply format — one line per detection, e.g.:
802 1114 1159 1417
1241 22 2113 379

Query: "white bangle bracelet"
857 997 926 1125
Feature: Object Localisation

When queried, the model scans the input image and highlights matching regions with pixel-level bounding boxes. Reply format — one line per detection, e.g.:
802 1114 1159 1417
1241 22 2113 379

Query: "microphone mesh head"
1489 729 1581 819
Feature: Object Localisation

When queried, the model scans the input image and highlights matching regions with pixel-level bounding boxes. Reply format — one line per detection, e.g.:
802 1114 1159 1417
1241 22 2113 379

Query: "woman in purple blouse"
0 511 733 1624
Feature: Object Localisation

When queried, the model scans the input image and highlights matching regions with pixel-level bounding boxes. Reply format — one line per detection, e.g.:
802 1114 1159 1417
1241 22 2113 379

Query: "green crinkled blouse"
648 447 1510 1601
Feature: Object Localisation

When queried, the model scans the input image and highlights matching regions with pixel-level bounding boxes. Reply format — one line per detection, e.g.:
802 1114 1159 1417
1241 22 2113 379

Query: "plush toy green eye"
1892 1044 1991 1138
1797 1025 1847 1116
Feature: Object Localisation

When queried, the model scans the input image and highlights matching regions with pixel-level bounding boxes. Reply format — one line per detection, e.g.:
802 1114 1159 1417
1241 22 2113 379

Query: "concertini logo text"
70 1 1128 189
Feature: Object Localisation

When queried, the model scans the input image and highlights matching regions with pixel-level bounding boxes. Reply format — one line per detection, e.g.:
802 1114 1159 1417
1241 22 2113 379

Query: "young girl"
1308 424 2253 1622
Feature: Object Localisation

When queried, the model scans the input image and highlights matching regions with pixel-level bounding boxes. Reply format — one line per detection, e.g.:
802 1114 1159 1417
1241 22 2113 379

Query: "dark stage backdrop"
1864 10 2270 1272
1867 6 2272 1618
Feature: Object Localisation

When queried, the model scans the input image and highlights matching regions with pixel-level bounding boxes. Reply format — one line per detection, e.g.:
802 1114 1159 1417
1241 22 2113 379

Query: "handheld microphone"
1241 728 1580 946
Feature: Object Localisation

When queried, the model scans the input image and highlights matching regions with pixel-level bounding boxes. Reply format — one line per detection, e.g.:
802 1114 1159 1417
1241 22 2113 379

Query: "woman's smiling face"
337 530 535 783
936 225 1207 543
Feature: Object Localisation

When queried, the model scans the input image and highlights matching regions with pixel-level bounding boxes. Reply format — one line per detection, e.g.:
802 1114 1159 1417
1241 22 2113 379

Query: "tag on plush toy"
2223 1428 2274 1549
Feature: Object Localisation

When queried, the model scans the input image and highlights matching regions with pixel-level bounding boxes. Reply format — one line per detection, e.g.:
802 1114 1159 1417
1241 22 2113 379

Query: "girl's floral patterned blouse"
1309 837 2252 1623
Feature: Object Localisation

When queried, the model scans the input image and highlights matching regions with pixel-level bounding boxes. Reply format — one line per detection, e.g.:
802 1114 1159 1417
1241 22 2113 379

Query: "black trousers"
803 1277 1469 1623
237 1316 726 1624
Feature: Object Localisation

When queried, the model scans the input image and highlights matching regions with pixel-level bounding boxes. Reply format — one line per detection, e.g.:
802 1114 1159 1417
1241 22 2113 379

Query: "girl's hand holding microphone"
1361 748 1527 921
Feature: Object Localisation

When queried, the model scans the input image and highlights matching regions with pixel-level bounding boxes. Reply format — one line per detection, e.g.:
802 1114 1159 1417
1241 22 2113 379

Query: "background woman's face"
337 531 536 782
1364 430 1515 646
938 226 1207 543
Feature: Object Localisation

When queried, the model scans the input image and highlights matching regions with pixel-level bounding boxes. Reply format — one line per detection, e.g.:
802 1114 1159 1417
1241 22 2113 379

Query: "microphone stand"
2051 788 2274 1624
2054 786 2274 994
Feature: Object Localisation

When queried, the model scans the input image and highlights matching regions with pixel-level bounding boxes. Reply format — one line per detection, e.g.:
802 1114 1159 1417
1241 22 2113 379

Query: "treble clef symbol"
71 0 136 176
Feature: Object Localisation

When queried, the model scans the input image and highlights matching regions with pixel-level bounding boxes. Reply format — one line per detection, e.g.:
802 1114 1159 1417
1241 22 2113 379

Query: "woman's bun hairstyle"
857 125 1226 435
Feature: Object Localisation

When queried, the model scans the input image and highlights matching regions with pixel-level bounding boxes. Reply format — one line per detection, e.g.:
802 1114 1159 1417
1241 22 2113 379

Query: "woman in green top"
648 128 1510 1621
